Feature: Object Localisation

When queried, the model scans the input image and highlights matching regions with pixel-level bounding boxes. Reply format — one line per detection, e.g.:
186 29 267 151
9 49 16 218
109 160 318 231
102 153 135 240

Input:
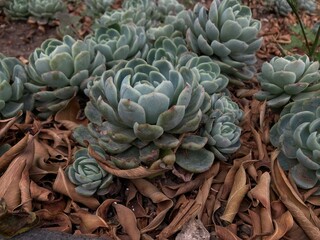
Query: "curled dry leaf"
55 97 88 130
113 203 140 240
36 209 72 233
30 180 54 202
53 167 100 210
220 164 250 223
0 134 35 211
265 211 293 240
248 172 271 209
0 133 29 172
0 111 22 139
215 225 241 240
131 178 173 234
89 145 168 179
70 208 108 234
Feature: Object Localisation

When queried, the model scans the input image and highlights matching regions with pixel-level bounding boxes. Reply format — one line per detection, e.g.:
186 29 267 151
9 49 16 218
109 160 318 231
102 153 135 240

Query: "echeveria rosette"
66 145 113 197
254 55 320 108
86 58 211 141
77 58 215 173
270 97 320 195
3 0 29 20
178 56 229 95
26 35 106 119
146 35 189 65
0 56 33 119
28 0 65 25
93 23 149 67
275 0 292 16
201 93 243 161
181 0 263 80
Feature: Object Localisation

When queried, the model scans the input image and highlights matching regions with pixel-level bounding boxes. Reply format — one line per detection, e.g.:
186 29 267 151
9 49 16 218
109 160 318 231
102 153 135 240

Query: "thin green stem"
310 25 320 58
286 0 311 55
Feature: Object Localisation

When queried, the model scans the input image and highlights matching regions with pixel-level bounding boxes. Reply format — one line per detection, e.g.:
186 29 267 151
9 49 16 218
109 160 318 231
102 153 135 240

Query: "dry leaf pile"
1 1 320 240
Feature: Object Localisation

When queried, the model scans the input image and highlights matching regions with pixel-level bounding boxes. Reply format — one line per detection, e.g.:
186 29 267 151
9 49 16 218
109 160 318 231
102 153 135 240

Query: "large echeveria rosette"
180 0 263 80
270 97 320 195
201 93 243 161
0 55 33 118
92 23 149 67
26 35 106 119
74 59 215 173
254 55 320 108
66 145 113 196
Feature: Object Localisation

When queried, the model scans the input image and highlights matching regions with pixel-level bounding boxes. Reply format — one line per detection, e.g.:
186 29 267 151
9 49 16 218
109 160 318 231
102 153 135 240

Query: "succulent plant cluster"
85 0 114 17
254 55 320 108
173 0 263 80
66 145 113 196
270 97 320 194
26 35 106 119
3 0 65 24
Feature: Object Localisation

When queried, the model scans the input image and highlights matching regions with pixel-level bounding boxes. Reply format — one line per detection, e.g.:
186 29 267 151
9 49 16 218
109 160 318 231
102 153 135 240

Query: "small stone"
175 218 210 240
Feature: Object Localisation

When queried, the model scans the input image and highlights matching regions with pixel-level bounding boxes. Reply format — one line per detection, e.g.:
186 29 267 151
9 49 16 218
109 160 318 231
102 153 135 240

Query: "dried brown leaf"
131 179 173 233
265 211 293 240
70 209 108 234
220 164 250 223
55 97 87 129
30 181 54 202
0 111 22 138
0 134 34 211
215 225 241 240
0 133 29 172
113 203 140 240
52 168 100 210
248 172 271 209
36 209 72 233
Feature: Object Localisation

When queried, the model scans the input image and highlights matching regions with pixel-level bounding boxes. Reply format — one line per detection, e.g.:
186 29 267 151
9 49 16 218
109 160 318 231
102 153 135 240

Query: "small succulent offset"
74 58 216 173
0 55 33 119
28 0 65 25
93 23 149 67
26 35 106 119
180 0 263 80
270 97 320 195
297 0 317 14
3 0 29 20
201 93 243 161
254 55 320 108
66 145 113 197
275 0 292 16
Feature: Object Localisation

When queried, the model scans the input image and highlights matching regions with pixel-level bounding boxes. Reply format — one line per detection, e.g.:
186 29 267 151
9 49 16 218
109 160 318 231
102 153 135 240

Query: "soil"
0 14 59 60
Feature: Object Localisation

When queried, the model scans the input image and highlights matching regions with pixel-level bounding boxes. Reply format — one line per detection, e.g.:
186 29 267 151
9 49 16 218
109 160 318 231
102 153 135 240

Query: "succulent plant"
178 56 229 95
73 58 216 173
28 0 65 24
66 145 113 196
146 35 189 65
85 0 114 16
25 35 106 119
201 93 243 161
270 97 320 194
254 55 320 108
3 0 29 20
93 23 149 67
275 0 292 16
0 55 33 119
297 0 317 14
179 0 263 80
